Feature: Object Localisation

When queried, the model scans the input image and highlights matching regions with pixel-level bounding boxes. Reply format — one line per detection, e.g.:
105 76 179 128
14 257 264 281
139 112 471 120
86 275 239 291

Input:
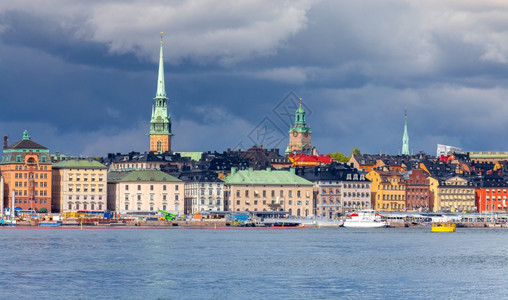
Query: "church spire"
401 108 409 155
149 32 173 154
155 32 167 99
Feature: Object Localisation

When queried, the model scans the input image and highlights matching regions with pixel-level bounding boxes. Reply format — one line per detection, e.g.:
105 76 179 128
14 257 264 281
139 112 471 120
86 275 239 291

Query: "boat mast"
11 191 15 222
1 177 3 216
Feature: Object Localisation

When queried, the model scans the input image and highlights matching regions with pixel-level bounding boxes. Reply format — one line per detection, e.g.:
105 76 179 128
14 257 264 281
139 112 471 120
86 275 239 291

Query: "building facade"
52 160 108 212
298 165 371 217
405 168 431 211
178 170 224 214
436 176 476 212
223 168 314 217
0 131 52 212
149 33 173 154
107 170 183 214
475 177 508 213
367 169 406 211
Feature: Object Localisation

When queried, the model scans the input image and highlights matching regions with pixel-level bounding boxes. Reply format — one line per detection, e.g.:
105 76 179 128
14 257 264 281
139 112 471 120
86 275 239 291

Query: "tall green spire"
402 109 409 155
150 32 172 136
155 32 166 99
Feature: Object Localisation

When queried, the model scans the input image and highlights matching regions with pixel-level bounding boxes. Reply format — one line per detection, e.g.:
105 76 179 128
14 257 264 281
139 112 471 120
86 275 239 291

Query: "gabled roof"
224 169 313 185
5 139 47 150
53 160 107 169
108 170 181 183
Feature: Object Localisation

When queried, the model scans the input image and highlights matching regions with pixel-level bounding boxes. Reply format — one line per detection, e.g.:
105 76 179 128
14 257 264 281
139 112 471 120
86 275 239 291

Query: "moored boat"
343 210 389 228
431 222 456 232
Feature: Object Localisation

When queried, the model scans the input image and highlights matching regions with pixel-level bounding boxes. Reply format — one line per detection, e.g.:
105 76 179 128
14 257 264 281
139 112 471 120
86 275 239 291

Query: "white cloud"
0 0 316 64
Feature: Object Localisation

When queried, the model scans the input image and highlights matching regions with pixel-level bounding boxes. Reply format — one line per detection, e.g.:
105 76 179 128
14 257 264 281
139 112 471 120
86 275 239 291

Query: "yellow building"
428 176 440 212
367 169 406 211
52 160 108 212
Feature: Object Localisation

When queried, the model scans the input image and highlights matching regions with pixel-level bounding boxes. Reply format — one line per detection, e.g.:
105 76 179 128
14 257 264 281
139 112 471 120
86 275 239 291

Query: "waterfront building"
149 33 173 154
286 99 313 156
436 176 476 212
367 169 406 211
0 131 52 212
297 164 371 217
474 176 507 213
177 169 224 214
404 168 431 211
107 170 183 214
223 167 314 216
401 109 409 156
52 159 108 212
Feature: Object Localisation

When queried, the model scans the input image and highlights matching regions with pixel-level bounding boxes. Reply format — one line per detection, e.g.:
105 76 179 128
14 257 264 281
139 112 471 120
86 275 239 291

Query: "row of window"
68 203 103 211
69 174 104 182
68 195 103 201
380 184 405 190
14 162 48 170
377 203 406 209
378 194 406 201
123 204 170 211
124 193 177 201
485 189 508 193
14 199 48 204
125 184 178 191
440 189 474 194
13 190 48 196
235 189 308 198
68 185 104 192
236 199 309 206
14 181 48 188
14 172 48 179
485 196 507 201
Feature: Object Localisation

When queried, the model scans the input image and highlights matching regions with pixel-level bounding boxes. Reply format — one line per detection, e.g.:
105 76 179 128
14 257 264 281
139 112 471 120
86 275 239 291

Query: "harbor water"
0 227 506 299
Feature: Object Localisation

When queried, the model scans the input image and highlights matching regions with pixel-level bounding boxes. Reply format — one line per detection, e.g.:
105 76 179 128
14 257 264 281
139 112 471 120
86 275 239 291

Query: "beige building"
223 168 314 217
436 176 476 212
52 160 108 212
107 170 183 214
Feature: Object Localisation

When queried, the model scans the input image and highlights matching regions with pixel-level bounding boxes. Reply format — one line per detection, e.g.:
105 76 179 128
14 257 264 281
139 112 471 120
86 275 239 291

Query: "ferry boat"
343 210 389 228
431 222 456 233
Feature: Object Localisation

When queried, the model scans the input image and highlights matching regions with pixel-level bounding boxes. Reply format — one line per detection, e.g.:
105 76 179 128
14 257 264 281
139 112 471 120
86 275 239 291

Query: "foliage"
351 147 361 156
328 152 350 163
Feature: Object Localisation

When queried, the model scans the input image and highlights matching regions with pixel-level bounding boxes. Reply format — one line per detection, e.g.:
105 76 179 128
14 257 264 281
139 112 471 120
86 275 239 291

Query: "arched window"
157 140 162 153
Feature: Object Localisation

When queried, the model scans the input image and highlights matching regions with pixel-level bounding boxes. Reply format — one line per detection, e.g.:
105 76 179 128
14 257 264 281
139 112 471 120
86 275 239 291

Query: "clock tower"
286 99 312 155
149 32 173 154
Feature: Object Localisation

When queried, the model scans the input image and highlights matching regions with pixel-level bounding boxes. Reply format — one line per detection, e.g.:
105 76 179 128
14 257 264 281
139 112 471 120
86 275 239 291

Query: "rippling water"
0 227 506 299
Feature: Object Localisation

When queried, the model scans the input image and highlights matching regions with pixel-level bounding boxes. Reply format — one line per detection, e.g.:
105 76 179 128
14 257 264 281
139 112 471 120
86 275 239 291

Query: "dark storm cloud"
0 0 507 157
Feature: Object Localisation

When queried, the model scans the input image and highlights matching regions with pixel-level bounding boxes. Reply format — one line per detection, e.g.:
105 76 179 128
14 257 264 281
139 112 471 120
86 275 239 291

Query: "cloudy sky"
1 0 507 157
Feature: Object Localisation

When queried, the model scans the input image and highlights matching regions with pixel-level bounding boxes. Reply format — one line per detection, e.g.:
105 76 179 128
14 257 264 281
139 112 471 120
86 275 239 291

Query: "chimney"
3 135 7 148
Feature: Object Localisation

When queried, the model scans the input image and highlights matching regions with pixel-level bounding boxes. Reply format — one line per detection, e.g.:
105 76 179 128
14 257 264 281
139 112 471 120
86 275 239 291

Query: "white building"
107 170 183 214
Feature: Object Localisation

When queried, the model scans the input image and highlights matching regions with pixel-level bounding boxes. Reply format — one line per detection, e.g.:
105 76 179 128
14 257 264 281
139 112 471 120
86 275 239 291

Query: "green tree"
351 147 361 156
328 152 350 163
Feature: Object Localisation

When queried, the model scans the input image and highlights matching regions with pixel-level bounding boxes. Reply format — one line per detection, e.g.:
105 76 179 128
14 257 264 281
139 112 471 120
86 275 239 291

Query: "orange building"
1 131 52 212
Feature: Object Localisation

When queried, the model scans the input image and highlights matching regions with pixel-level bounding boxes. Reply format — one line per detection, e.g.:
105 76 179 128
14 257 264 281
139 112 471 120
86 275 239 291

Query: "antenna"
160 31 164 44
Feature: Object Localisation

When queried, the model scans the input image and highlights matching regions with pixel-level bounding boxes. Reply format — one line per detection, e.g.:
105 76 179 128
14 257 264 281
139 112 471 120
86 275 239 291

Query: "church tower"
401 109 409 155
286 99 312 155
149 32 173 154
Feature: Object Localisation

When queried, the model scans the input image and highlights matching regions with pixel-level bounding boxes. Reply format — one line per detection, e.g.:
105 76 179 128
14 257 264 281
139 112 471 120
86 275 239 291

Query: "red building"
405 169 431 211
475 177 507 213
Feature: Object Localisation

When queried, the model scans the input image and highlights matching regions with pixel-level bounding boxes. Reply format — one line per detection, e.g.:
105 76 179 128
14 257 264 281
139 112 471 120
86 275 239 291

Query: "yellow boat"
431 222 456 233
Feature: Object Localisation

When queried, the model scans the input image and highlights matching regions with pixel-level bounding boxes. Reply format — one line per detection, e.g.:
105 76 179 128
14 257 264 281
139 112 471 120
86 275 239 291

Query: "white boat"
343 210 389 228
